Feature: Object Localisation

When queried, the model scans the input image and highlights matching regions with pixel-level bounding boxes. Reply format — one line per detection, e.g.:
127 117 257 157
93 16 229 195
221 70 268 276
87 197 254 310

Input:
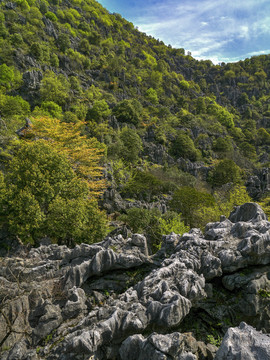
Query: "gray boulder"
119 332 199 360
229 202 267 223
215 322 270 360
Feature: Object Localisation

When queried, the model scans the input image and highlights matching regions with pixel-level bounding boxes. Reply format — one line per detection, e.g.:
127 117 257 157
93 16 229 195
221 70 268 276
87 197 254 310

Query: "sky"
98 0 270 64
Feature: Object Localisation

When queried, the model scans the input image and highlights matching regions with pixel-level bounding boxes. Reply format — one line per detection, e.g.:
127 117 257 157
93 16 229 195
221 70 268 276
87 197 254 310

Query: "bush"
170 132 200 161
0 64 14 87
122 170 163 200
30 43 43 60
119 127 142 164
209 159 242 187
195 185 251 229
179 80 190 90
259 194 270 218
145 88 159 104
40 101 63 119
120 208 188 252
170 186 216 227
158 211 189 236
212 136 233 158
0 94 30 117
112 99 142 125
86 99 111 122
207 102 234 128
239 142 257 160
40 71 70 105
257 128 270 145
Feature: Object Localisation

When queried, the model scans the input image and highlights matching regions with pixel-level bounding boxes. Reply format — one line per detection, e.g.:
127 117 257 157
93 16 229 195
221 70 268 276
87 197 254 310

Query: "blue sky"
98 0 270 64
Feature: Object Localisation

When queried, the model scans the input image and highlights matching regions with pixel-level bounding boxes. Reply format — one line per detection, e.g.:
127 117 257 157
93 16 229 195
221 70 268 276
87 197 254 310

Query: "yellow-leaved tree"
29 116 106 195
0 116 108 245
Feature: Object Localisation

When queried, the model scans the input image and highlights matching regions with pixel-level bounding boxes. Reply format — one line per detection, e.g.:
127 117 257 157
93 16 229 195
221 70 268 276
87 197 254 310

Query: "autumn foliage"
0 116 107 245
29 116 106 195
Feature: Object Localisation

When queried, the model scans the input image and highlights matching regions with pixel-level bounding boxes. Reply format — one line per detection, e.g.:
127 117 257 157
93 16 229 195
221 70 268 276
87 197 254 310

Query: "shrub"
119 127 142 164
40 101 63 119
86 99 111 122
40 71 70 105
209 159 242 187
170 186 216 227
145 88 159 104
213 136 233 158
170 132 200 161
120 208 188 252
0 94 30 117
0 64 14 86
45 11 58 22
122 170 163 200
179 80 190 90
112 99 142 125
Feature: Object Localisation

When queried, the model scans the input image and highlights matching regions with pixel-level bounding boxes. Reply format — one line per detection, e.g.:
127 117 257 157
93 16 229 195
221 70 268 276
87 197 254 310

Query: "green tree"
57 33 71 52
158 212 189 236
40 101 63 118
1 140 107 244
207 102 234 128
213 136 233 158
112 99 142 125
119 127 142 163
170 132 200 161
196 97 207 114
239 142 257 160
259 194 270 218
0 64 14 89
179 80 190 91
45 11 58 22
145 88 159 104
30 43 43 60
122 170 163 199
194 185 251 229
46 197 107 245
170 186 215 227
257 128 270 145
210 159 242 187
40 71 70 106
0 94 30 117
86 99 111 122
50 53 59 67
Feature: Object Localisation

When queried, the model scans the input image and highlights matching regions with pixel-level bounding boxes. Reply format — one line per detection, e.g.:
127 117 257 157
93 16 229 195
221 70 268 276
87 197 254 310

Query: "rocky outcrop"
0 203 270 359
22 70 43 91
119 332 218 360
246 168 270 200
177 158 211 181
215 322 270 359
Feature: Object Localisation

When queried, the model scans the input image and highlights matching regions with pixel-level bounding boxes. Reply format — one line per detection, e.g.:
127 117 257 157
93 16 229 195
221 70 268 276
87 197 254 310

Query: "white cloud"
99 0 270 63
239 25 250 40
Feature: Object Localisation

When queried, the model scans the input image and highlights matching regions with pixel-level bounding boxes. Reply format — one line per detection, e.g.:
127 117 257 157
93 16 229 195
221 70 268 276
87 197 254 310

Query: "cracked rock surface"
0 203 269 359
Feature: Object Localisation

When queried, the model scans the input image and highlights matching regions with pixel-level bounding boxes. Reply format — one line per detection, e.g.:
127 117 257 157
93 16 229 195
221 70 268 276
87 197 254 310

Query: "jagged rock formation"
0 203 270 359
246 168 270 200
215 322 270 359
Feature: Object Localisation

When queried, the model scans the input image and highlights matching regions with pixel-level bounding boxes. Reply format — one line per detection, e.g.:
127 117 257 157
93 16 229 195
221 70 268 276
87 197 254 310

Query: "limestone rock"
229 202 267 223
1 202 270 358
215 322 270 360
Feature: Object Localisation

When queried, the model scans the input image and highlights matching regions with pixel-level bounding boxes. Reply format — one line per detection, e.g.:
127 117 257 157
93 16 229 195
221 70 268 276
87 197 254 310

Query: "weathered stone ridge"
0 203 269 359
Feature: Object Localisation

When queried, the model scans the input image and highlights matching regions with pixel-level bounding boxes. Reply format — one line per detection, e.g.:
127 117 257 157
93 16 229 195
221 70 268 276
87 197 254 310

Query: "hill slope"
0 0 270 246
